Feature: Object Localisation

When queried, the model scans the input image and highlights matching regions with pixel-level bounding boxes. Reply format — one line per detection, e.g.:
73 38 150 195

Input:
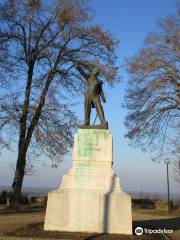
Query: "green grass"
137 209 180 216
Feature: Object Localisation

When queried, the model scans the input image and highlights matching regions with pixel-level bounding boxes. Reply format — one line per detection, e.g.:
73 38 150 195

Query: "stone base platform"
44 129 132 234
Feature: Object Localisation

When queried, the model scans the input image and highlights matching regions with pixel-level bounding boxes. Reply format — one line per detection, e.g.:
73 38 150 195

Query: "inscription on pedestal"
74 129 112 163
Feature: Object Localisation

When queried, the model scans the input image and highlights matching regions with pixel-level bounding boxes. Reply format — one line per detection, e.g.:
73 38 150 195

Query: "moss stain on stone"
74 129 110 229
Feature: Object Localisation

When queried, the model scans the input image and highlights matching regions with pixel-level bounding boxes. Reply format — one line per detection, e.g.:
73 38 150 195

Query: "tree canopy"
0 0 118 206
124 9 180 167
0 0 118 160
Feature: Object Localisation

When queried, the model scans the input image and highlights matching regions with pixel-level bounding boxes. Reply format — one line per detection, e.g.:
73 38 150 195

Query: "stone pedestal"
44 129 132 234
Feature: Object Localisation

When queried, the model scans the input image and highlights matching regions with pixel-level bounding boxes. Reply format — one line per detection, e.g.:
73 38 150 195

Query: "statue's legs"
84 96 91 125
93 97 106 124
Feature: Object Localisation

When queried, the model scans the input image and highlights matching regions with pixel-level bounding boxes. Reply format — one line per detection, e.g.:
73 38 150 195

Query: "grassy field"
0 208 179 240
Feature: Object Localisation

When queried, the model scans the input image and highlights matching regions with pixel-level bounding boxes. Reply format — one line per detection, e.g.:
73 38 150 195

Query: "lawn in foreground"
0 209 179 240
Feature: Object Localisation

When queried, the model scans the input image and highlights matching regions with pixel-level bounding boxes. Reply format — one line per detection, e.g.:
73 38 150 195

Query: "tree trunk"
11 67 53 208
11 64 34 208
12 144 27 208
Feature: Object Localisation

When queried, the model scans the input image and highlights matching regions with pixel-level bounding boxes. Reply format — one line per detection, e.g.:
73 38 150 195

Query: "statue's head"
91 67 100 76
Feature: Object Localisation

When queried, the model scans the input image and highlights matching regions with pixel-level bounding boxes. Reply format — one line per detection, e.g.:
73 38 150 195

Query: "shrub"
0 190 7 204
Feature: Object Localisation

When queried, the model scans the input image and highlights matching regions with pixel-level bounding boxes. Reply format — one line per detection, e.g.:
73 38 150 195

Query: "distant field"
1 186 180 201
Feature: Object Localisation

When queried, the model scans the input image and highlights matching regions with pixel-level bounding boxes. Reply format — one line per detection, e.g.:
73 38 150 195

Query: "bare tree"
171 138 180 184
124 8 180 175
9 158 35 177
173 160 180 184
0 0 118 207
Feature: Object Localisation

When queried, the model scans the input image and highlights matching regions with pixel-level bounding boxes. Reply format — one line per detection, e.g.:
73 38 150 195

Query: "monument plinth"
44 129 132 234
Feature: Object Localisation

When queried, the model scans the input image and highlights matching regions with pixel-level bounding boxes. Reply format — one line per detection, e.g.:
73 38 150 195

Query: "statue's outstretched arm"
74 63 90 79
75 61 99 73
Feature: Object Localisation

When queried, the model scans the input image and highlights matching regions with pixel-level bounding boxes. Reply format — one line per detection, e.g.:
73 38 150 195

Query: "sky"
0 0 179 195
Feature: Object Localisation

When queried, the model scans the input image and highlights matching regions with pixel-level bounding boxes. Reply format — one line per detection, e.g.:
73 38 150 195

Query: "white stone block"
44 129 132 234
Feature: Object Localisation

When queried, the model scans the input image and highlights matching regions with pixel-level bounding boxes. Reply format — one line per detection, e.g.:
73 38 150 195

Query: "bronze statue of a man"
75 63 108 129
